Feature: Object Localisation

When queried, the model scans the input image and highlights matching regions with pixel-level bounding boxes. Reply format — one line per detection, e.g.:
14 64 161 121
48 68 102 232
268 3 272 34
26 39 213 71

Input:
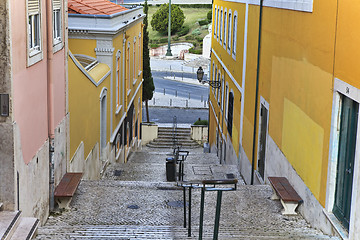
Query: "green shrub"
173 36 179 41
151 3 185 34
196 36 203 42
192 42 197 47
207 10 212 21
191 28 201 36
198 19 209 26
185 35 194 40
189 47 202 54
159 38 168 43
177 25 190 37
194 119 208 125
150 43 159 48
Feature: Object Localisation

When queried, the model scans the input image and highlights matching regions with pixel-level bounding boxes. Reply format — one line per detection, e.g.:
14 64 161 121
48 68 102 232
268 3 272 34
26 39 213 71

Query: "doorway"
333 94 358 230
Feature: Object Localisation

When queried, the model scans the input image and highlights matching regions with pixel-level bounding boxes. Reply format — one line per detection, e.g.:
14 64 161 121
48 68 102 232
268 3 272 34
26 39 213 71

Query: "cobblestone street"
36 147 338 239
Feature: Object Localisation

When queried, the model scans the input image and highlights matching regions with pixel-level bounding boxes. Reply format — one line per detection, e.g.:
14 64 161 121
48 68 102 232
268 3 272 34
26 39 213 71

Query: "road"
152 71 209 101
143 107 208 124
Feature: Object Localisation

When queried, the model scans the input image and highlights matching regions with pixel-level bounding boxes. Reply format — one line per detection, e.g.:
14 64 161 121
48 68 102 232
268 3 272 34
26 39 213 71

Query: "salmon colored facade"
0 0 68 224
209 0 360 238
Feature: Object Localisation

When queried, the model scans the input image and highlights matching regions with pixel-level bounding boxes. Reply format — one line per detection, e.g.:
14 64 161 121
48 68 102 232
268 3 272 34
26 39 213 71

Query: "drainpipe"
251 0 264 185
46 0 55 211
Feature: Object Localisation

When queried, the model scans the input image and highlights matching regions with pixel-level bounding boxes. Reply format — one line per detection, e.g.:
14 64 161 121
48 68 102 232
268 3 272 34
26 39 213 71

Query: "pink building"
0 0 68 225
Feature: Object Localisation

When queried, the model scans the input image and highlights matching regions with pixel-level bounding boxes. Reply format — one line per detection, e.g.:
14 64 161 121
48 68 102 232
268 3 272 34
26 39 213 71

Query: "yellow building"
68 0 144 179
210 0 360 238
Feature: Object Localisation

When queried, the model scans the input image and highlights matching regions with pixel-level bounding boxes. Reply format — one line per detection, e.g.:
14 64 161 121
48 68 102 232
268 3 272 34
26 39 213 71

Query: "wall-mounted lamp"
0 94 9 117
197 66 221 89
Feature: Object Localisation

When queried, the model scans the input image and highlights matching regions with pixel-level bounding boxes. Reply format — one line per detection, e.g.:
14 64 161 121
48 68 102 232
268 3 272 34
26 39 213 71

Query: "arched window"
216 8 220 40
227 91 234 136
116 50 121 109
133 37 136 82
232 11 238 57
227 10 232 53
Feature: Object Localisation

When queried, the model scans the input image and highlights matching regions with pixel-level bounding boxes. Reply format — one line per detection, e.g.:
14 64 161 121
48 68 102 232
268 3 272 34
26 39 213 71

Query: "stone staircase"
147 127 200 148
0 204 39 240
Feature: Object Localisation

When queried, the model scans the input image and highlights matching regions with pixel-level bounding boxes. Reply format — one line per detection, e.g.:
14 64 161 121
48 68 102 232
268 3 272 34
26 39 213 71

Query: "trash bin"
166 157 176 181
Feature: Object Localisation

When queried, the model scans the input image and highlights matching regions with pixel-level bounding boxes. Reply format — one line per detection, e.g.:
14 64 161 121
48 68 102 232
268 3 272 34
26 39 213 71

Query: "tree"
142 0 155 123
150 3 185 35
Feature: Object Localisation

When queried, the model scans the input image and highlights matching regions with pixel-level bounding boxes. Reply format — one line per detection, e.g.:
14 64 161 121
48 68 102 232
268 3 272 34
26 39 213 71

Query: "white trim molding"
221 0 313 12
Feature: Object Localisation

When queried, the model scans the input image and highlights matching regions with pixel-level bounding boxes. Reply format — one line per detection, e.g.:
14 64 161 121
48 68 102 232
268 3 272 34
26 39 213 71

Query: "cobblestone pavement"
36 147 338 239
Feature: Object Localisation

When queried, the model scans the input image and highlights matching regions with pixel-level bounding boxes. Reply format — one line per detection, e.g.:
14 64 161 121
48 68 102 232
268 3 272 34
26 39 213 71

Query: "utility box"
166 157 176 181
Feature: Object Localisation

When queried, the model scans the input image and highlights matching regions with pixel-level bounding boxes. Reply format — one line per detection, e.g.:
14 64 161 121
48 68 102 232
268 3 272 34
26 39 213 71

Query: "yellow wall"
211 0 340 205
68 54 111 159
69 38 97 58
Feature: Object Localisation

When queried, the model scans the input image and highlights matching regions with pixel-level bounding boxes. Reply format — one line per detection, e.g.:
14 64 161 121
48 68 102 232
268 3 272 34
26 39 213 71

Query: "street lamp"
197 66 221 89
166 0 172 56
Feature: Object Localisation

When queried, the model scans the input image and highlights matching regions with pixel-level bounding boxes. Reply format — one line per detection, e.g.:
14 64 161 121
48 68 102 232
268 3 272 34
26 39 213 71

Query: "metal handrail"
179 179 238 239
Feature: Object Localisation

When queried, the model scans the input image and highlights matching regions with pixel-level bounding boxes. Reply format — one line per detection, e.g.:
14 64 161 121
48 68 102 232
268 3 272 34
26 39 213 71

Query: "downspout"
251 0 264 185
46 0 55 210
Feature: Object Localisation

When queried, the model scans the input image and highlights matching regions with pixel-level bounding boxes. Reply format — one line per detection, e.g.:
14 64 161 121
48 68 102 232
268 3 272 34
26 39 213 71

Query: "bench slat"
54 173 82 197
268 177 302 202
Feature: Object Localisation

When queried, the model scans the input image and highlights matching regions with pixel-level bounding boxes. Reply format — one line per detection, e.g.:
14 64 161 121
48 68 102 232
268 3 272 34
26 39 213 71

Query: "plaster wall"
69 141 85 173
141 124 158 145
53 116 68 187
0 0 14 211
265 135 336 236
14 123 50 225
191 125 208 144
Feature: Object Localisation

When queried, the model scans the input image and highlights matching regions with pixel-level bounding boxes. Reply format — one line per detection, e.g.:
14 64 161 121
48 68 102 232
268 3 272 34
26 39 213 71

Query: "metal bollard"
175 90 178 97
164 88 165 95
186 100 188 108
153 98 155 105
182 72 183 80
170 99 172 106
201 95 203 102
188 93 190 99
170 65 171 71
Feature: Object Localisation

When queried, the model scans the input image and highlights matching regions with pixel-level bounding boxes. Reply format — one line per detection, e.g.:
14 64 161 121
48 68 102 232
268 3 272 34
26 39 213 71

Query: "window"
221 75 225 111
223 9 227 49
216 8 220 40
227 91 234 136
214 6 217 38
126 42 130 94
52 0 61 44
219 9 223 43
227 10 232 53
232 12 238 57
212 62 215 94
28 0 41 57
225 84 229 120
133 38 136 83
138 33 142 74
217 71 221 105
116 51 121 110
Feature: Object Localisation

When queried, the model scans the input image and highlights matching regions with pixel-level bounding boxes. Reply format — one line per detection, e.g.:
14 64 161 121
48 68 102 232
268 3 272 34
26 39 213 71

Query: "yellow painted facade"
210 0 360 236
68 7 145 176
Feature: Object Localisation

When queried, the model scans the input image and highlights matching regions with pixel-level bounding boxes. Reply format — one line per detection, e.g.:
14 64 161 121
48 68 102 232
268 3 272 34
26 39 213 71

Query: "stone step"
10 217 39 240
158 127 191 133
147 141 200 147
146 143 201 149
153 138 195 143
36 224 337 239
157 133 191 138
158 131 191 137
0 211 21 240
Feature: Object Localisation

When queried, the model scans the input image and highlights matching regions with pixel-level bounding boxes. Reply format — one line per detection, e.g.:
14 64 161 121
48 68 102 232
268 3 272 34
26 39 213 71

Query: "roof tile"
68 0 128 15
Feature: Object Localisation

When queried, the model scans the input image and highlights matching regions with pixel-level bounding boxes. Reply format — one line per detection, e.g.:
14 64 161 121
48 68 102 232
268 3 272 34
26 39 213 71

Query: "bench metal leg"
280 200 299 215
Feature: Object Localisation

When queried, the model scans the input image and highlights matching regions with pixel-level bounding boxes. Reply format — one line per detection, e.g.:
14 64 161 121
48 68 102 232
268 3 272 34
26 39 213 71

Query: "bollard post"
170 99 172 106
174 74 176 79
175 90 177 97
170 65 171 71
153 98 155 105
204 101 206 108
164 88 166 95
186 100 188 108
201 95 203 102
182 72 183 80
188 93 190 99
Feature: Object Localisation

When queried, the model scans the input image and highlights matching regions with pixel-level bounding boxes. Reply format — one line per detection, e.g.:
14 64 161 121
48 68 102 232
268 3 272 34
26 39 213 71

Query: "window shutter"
53 0 61 9
28 0 40 15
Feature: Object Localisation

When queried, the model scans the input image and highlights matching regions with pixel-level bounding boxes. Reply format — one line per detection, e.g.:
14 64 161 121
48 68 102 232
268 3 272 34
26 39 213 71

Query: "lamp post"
166 0 172 56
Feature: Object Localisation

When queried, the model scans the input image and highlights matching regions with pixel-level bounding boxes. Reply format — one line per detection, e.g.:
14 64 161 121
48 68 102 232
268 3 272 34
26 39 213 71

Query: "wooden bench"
268 177 303 215
54 172 82 209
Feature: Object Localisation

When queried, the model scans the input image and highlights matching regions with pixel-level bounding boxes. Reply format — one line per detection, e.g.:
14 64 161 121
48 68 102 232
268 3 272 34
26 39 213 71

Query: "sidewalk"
36 147 338 239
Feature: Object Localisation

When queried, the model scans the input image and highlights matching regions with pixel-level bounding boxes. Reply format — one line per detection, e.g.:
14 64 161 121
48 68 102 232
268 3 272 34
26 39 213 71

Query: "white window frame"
216 8 220 41
133 37 137 85
227 9 232 54
52 0 63 52
217 70 221 106
127 42 131 96
225 83 229 122
214 6 217 38
232 11 238 60
212 62 215 94
138 32 142 76
223 9 227 49
115 50 122 114
27 0 43 66
219 8 223 44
